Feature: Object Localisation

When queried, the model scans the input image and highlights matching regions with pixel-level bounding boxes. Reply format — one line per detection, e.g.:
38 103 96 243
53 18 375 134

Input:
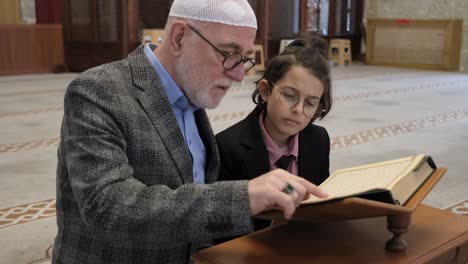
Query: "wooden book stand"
255 168 447 252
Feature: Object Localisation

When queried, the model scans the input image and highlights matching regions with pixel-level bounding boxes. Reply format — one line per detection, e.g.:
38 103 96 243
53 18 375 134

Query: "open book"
304 154 437 206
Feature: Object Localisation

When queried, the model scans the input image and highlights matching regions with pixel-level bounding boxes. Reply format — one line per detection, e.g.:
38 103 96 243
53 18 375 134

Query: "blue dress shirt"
144 44 206 184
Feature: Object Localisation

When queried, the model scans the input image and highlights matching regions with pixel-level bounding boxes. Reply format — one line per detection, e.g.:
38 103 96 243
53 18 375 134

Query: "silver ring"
281 182 294 195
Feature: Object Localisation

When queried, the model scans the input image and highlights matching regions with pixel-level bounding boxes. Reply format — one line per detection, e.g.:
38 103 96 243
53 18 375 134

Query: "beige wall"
0 0 36 24
364 0 468 71
0 0 21 24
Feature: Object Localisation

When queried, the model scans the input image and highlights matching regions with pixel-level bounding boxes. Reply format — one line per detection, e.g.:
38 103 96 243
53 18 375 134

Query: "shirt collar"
143 44 197 112
258 111 299 162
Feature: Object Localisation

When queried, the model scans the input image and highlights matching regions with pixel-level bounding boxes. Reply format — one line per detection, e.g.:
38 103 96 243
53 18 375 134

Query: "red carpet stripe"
333 79 465 103
330 109 468 150
0 107 63 118
0 88 65 97
0 199 56 229
0 138 59 153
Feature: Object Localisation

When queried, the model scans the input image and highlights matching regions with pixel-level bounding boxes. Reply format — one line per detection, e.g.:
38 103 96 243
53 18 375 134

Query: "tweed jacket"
52 45 252 264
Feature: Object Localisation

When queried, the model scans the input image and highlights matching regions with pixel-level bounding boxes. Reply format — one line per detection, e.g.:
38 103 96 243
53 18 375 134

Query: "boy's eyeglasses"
269 81 323 118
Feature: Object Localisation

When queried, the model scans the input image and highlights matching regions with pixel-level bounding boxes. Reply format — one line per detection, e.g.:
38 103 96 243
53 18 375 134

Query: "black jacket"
216 106 330 232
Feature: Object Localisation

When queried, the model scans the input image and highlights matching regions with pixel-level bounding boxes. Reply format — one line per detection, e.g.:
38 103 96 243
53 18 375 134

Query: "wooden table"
193 205 468 263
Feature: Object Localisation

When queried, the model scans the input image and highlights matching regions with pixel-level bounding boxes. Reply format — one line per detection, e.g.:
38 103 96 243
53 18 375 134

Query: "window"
302 0 359 36
306 0 329 35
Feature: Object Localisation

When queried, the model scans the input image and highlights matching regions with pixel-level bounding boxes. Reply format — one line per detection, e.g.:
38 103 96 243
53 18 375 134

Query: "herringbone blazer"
52 45 253 264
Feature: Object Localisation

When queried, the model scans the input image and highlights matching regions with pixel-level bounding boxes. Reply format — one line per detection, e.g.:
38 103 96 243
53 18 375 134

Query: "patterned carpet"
1 64 467 263
444 199 468 215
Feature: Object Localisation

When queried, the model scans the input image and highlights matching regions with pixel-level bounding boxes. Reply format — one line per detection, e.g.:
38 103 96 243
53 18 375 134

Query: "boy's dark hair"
252 36 332 121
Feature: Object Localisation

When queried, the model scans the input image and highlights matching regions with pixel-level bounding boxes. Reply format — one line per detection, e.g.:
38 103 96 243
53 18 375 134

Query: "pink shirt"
258 112 299 175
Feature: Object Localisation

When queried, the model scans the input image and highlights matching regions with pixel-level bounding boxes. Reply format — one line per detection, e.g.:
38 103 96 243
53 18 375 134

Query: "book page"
303 156 418 204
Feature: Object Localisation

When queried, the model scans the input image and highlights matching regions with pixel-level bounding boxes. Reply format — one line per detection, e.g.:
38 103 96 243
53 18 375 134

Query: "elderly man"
52 0 326 263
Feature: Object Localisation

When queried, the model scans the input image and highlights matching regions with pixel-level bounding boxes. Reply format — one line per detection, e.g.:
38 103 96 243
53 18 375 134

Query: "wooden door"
63 0 139 72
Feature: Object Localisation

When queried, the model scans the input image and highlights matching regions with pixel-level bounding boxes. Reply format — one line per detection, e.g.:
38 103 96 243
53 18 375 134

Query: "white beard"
174 51 219 109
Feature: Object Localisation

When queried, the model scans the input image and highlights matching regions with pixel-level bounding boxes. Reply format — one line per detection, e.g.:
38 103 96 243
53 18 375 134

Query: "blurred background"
1 0 468 75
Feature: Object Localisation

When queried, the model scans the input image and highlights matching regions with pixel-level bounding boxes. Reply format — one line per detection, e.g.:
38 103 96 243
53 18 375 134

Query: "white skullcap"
169 0 257 29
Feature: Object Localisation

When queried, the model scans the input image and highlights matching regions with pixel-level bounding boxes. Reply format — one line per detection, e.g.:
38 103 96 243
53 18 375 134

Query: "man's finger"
307 183 328 198
273 192 296 220
286 180 306 197
281 182 304 208
293 177 328 198
278 172 328 198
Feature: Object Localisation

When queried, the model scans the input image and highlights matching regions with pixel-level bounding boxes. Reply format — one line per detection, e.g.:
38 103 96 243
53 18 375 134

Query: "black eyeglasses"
186 24 256 73
269 81 324 118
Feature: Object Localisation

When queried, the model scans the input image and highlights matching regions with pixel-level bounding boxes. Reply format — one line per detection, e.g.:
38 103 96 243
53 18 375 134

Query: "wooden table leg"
386 213 411 252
